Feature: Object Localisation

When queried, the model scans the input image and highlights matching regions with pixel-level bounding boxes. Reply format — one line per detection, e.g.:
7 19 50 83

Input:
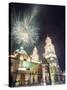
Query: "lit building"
9 37 63 86
31 47 40 62
43 36 60 85
9 46 42 86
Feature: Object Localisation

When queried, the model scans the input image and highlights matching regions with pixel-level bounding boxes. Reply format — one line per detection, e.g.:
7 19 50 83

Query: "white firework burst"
11 8 39 47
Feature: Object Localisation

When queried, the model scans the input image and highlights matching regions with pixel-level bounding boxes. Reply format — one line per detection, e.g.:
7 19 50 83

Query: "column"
42 64 46 85
30 73 33 84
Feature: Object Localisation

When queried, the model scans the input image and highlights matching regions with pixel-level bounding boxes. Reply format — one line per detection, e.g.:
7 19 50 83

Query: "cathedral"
9 36 63 87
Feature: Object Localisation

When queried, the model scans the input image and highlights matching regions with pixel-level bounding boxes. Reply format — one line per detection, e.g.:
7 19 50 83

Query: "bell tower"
43 36 60 85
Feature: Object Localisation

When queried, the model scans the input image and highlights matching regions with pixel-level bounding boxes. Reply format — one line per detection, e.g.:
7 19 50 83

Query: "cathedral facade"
9 36 63 87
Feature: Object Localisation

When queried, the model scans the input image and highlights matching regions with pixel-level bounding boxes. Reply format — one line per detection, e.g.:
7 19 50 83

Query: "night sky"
9 3 65 71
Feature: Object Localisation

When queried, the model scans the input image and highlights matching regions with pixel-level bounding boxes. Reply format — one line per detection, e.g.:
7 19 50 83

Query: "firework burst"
11 8 39 48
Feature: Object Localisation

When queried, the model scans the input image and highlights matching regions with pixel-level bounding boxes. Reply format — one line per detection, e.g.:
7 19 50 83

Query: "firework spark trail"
11 7 39 48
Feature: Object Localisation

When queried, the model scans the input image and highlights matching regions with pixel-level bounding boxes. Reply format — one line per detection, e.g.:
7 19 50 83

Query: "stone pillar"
16 73 21 86
42 64 46 85
50 73 55 85
25 73 30 85
30 73 33 84
34 74 38 83
49 64 55 85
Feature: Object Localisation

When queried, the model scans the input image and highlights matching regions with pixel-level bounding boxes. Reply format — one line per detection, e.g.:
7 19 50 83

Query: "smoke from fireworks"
11 7 39 48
